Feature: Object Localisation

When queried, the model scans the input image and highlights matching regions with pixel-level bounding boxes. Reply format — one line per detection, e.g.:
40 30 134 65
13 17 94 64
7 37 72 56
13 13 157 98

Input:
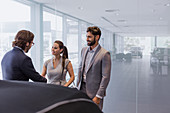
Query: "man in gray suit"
76 26 111 110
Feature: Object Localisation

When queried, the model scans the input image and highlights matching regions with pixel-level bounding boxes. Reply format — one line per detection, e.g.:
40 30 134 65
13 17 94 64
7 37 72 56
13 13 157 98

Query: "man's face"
86 32 96 46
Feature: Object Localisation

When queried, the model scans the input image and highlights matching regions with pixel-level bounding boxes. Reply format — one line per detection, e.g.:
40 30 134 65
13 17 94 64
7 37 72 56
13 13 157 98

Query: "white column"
30 3 43 72
78 20 82 64
62 15 67 45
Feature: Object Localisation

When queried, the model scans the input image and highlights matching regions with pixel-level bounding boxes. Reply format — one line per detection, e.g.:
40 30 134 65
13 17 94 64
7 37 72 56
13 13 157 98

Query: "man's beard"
25 49 29 53
25 46 30 53
87 38 96 46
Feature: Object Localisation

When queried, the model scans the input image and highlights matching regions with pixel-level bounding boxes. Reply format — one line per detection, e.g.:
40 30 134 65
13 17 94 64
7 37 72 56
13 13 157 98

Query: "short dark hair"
12 30 34 50
86 26 101 39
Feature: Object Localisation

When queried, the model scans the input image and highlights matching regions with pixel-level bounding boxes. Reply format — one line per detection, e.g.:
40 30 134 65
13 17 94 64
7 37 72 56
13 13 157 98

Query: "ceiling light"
105 9 120 12
78 6 83 10
151 9 156 13
124 26 129 27
165 3 170 6
159 17 163 20
117 20 126 22
115 13 119 16
101 16 118 28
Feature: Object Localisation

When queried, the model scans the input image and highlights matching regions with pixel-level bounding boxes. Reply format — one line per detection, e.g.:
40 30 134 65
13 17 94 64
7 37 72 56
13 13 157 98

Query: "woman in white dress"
41 40 75 87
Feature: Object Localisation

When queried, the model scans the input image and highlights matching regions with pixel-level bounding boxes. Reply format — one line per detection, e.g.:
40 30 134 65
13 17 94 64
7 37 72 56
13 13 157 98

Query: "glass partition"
66 18 79 77
43 10 63 63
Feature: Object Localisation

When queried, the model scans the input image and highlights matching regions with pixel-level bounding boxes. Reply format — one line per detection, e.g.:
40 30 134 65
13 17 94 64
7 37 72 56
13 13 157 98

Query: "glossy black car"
0 80 102 113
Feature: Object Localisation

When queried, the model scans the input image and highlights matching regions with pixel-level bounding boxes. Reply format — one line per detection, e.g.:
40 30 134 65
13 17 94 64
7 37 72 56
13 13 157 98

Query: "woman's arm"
41 65 47 77
64 62 75 87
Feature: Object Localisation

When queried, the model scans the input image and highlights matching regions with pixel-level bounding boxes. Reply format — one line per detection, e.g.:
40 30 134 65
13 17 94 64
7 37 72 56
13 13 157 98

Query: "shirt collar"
88 44 99 53
14 46 25 53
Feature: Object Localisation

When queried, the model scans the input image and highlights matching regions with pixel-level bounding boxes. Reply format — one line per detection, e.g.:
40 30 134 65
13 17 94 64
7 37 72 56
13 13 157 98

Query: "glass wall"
43 9 63 63
66 18 79 76
81 22 89 48
157 37 170 48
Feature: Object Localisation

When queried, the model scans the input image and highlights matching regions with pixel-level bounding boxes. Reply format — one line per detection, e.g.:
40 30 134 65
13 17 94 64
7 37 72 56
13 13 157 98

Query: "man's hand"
92 96 101 105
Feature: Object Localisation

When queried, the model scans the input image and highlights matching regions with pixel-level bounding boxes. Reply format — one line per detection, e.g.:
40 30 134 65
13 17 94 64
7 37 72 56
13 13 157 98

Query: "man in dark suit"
1 30 47 83
76 26 111 110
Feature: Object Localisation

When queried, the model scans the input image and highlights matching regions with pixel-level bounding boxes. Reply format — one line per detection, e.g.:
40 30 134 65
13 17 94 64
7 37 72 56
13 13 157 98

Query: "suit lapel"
86 45 101 73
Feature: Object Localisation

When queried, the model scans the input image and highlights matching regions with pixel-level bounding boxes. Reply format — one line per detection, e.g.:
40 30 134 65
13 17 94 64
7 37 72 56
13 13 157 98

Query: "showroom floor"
103 55 170 113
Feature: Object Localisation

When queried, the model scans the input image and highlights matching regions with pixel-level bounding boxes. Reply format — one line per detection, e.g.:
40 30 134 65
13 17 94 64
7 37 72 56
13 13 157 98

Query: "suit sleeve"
21 57 47 83
96 52 111 97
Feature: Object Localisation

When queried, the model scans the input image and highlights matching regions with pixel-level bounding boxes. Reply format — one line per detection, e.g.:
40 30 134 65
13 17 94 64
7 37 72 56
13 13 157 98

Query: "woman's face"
51 43 62 56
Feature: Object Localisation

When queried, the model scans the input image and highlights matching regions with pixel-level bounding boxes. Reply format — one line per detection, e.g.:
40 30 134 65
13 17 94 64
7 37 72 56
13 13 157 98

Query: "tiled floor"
103 55 170 113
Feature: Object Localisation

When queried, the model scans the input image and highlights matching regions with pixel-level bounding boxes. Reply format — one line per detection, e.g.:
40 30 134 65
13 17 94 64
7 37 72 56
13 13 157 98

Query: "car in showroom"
150 47 170 74
129 46 143 58
0 80 102 113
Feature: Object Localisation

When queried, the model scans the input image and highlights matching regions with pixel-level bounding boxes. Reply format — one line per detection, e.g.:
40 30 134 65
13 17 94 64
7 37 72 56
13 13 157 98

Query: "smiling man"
1 30 47 83
76 26 111 110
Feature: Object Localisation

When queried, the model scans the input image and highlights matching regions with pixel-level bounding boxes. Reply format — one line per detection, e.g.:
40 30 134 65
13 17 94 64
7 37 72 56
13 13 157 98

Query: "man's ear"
26 42 29 47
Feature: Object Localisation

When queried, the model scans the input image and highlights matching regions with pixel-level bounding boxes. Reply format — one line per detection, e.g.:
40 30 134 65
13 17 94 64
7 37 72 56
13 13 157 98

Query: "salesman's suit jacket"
77 45 111 99
1 47 47 82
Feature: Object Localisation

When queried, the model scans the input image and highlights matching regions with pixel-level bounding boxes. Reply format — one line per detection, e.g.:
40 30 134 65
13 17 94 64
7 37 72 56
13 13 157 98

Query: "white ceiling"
34 0 170 37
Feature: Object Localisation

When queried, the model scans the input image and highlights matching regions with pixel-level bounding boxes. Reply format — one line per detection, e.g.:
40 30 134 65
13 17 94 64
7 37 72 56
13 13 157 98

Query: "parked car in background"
130 46 143 58
150 47 170 66
124 53 132 62
150 47 170 74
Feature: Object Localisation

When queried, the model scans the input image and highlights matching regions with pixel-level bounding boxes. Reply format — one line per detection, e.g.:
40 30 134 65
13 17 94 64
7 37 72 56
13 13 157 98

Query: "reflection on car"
130 46 143 58
150 47 170 75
